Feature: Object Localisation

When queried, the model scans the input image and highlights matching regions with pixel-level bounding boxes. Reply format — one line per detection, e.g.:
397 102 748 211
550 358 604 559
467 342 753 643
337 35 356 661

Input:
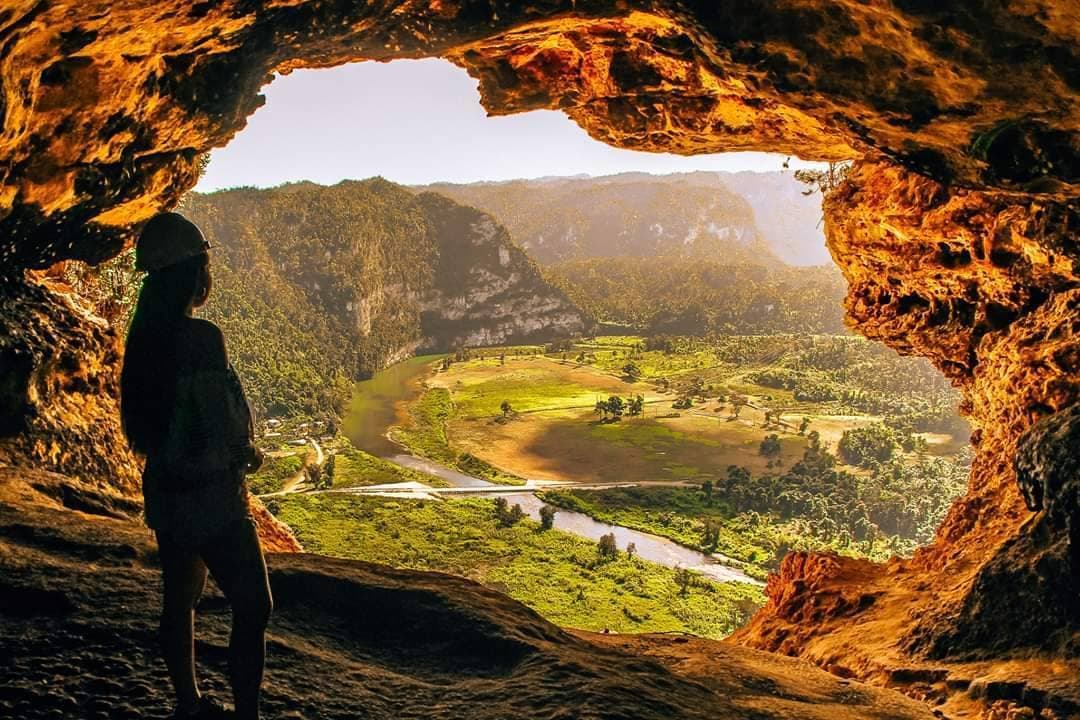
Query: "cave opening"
55 56 972 641
2 3 1078 719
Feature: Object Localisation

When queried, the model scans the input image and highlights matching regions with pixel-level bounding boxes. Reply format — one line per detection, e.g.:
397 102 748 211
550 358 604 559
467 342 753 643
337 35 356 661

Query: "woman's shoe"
170 696 233 719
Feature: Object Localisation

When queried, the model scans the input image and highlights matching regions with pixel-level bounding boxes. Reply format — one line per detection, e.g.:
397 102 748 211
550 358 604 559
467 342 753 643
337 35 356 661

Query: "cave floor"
0 468 943 720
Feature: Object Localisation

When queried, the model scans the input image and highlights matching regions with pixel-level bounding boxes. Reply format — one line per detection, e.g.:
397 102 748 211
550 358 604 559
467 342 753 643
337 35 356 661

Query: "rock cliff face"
1 1 1079 716
185 181 586 385
414 192 588 349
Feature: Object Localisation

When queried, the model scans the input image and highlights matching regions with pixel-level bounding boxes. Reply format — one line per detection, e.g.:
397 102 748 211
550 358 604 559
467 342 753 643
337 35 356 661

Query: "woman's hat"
134 212 211 272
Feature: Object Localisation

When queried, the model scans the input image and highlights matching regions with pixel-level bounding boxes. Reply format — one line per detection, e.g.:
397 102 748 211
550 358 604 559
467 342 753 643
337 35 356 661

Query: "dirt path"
275 438 325 495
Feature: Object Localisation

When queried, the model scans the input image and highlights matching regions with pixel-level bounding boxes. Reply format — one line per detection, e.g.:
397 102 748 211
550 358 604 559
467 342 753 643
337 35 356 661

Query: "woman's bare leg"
157 535 209 712
202 518 272 720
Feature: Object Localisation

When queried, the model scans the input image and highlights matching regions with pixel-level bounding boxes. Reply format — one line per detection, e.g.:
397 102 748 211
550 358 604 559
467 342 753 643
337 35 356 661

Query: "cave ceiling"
0 0 1078 269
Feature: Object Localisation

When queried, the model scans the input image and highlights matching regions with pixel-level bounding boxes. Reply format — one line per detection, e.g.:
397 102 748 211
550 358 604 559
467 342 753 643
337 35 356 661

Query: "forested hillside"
713 172 830 265
419 172 826 266
421 175 777 266
184 180 586 418
547 257 847 335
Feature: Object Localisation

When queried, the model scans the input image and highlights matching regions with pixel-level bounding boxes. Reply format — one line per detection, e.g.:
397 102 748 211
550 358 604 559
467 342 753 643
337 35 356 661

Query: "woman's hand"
244 446 264 474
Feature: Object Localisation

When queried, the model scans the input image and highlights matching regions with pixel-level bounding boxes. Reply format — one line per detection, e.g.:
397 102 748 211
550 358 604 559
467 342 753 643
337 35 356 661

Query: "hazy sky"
196 59 823 191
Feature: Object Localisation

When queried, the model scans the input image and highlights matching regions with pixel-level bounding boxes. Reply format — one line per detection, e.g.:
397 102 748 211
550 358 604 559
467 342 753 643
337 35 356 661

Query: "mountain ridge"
416 171 829 266
183 179 588 417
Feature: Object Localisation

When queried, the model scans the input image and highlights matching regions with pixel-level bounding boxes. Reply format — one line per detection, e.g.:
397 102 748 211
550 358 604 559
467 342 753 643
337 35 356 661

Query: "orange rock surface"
1 2 1079 716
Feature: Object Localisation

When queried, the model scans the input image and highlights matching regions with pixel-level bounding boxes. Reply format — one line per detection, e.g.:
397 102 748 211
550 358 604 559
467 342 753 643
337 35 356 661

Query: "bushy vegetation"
248 454 305 496
547 258 846 336
274 493 764 638
542 435 970 568
332 445 451 489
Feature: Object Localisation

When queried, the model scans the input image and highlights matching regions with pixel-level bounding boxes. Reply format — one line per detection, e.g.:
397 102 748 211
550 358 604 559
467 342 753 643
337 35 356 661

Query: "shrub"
539 505 557 530
597 532 618 560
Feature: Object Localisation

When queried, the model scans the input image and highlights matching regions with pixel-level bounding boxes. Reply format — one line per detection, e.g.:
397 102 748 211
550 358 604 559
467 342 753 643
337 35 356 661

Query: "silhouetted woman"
121 212 271 720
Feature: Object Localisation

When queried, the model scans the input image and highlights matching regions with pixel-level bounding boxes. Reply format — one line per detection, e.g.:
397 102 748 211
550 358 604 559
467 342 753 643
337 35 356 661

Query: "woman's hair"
121 253 209 455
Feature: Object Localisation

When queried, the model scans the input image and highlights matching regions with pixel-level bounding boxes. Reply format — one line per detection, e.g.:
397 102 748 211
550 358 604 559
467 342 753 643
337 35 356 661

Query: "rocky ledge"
0 467 936 720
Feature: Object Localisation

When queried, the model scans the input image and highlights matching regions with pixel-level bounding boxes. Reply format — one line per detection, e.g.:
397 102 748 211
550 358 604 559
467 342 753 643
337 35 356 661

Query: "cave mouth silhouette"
2 2 1078 708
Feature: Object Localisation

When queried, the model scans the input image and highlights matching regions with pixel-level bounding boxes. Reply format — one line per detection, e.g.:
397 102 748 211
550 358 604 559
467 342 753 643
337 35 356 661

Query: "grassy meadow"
275 493 765 639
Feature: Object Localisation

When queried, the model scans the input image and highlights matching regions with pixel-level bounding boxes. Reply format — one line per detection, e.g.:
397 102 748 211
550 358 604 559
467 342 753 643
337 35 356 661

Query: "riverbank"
275 492 765 639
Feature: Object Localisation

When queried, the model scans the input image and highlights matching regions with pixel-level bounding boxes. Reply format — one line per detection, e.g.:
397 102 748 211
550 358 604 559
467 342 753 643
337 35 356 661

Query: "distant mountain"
183 180 587 417
713 172 830 266
417 171 829 266
419 175 778 266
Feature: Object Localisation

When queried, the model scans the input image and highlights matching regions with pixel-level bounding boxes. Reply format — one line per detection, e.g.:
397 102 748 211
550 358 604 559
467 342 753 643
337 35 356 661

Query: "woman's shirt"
143 318 255 544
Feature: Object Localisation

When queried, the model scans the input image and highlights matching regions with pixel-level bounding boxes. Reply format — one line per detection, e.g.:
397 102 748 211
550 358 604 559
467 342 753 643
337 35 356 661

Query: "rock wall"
1 0 1079 698
736 161 1079 664
0 275 139 502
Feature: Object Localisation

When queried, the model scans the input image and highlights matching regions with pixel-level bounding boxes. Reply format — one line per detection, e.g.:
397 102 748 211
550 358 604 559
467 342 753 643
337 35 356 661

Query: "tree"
626 542 637 560
730 394 747 419
799 416 811 435
603 395 625 421
838 424 898 467
759 433 782 459
322 454 336 488
539 505 557 530
494 497 526 527
702 519 721 551
627 394 645 417
500 400 513 418
621 362 642 381
597 533 618 560
701 479 714 503
675 567 696 597
594 399 609 421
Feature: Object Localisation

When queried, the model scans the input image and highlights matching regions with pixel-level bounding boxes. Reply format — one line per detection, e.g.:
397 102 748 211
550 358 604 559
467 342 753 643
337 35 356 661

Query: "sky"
196 59 823 191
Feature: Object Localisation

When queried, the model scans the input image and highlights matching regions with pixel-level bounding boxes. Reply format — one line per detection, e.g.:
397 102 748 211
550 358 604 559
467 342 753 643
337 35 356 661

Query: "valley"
179 172 971 645
256 332 969 639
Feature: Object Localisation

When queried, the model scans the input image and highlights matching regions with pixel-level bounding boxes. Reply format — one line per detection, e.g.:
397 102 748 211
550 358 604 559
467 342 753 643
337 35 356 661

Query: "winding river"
342 357 760 586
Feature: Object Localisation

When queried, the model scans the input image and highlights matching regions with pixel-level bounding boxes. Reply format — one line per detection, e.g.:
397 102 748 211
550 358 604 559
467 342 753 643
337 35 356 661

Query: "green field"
390 386 526 486
249 453 305 495
332 445 452 489
390 335 969 565
276 493 765 639
425 350 863 484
